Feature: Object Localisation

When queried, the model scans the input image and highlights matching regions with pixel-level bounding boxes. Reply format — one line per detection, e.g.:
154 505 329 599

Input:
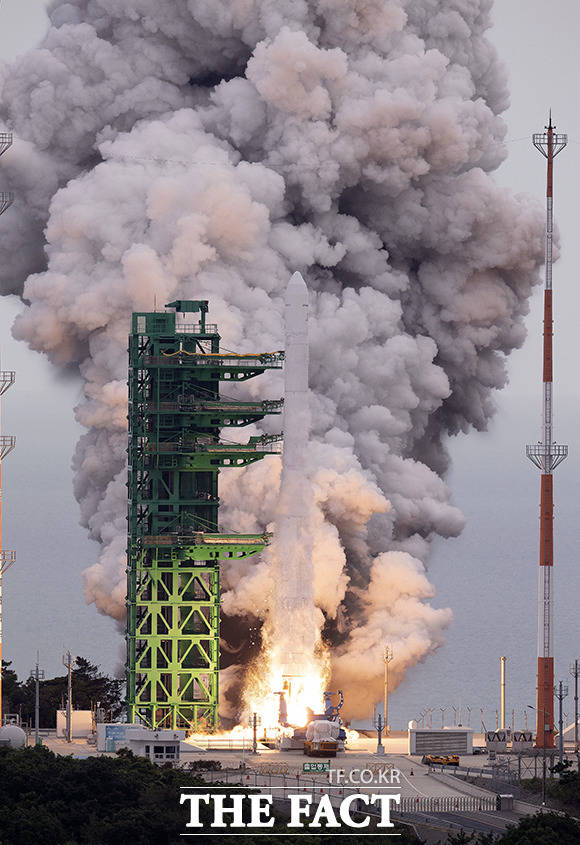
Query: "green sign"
303 762 330 773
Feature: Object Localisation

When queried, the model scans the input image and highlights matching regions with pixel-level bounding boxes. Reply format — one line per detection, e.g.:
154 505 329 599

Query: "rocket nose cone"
285 271 308 306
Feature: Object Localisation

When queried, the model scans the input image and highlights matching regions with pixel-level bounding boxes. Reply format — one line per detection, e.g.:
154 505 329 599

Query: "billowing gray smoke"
0 0 544 718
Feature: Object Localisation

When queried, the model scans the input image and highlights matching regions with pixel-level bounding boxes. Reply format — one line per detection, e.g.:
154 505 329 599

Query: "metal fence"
398 795 496 813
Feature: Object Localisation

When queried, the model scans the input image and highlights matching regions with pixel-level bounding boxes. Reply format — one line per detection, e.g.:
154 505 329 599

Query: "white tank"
306 720 340 742
0 725 26 748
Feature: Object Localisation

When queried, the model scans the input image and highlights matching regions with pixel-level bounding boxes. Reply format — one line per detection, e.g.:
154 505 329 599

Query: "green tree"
447 832 477 844
494 811 580 844
1 659 23 715
458 812 580 845
1 656 124 727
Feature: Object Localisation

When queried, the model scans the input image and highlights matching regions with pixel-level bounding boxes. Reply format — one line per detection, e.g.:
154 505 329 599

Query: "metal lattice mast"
0 370 15 726
126 301 284 730
526 114 568 749
0 133 15 725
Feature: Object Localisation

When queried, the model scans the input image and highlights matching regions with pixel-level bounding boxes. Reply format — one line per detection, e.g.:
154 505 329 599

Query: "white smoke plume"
0 0 544 718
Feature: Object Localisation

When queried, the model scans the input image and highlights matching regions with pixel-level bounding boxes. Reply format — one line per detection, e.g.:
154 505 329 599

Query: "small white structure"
0 724 26 748
485 730 508 753
96 723 186 763
56 710 94 739
409 726 473 756
512 731 533 752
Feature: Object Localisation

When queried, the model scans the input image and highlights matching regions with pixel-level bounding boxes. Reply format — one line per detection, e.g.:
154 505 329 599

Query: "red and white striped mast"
526 114 568 749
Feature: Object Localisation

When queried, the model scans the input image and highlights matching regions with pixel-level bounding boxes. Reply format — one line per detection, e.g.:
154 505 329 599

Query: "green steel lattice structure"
126 300 283 730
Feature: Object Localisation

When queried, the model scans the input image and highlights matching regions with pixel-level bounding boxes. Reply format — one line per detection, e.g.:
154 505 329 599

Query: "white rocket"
273 271 316 680
283 271 310 474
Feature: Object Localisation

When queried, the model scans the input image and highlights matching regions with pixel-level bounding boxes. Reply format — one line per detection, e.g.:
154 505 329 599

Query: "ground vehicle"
304 738 338 757
422 754 459 766
304 720 339 757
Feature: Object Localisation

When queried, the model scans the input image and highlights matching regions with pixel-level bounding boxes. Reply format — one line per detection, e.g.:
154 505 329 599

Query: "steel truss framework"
126 301 283 730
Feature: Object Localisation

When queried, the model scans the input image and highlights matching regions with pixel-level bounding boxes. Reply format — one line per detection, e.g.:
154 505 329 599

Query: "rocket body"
273 272 316 679
283 271 310 473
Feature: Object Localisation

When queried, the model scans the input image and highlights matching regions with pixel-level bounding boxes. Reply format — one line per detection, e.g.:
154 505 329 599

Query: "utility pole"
252 712 258 754
29 654 45 745
383 645 393 738
555 682 568 767
375 712 384 755
62 651 76 742
527 115 568 749
569 660 579 751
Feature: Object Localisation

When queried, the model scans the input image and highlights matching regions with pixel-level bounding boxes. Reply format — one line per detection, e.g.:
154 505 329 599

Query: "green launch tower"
126 300 283 730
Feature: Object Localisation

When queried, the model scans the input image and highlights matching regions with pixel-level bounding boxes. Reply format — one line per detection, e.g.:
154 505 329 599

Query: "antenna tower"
0 131 14 725
526 114 567 749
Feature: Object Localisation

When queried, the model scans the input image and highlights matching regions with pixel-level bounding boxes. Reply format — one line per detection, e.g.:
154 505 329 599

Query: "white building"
56 710 94 739
409 726 473 756
96 723 186 763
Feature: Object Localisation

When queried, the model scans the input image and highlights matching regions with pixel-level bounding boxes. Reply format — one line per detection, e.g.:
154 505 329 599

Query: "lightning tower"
0 371 15 726
0 131 15 725
526 115 568 748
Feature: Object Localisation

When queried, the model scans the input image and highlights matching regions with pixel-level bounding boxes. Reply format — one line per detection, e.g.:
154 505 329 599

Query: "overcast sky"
0 1 579 728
